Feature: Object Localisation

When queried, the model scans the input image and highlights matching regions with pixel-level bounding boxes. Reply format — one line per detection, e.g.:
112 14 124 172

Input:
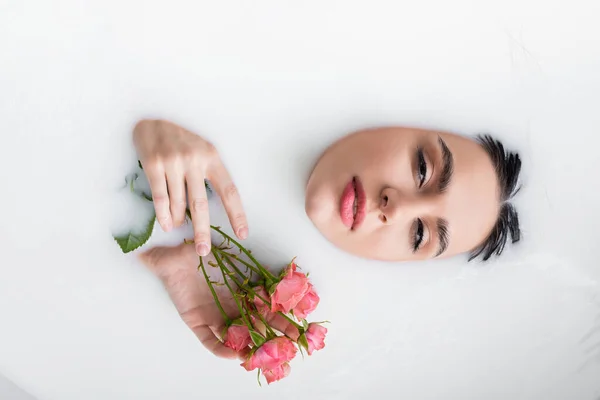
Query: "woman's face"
304 127 500 261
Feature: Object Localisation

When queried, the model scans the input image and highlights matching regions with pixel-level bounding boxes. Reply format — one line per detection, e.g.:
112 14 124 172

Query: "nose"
378 187 438 224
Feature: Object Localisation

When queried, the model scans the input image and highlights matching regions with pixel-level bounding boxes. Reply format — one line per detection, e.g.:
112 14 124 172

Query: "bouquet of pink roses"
203 226 328 385
113 171 328 385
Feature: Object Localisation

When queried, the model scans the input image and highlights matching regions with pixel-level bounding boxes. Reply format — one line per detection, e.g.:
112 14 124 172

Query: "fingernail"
162 219 172 232
196 243 210 256
238 227 248 240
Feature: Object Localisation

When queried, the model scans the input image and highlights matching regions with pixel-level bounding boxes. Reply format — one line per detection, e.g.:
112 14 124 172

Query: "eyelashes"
416 147 427 188
412 218 424 252
412 146 428 252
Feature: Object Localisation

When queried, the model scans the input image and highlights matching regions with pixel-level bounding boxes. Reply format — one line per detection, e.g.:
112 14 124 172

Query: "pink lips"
340 177 366 230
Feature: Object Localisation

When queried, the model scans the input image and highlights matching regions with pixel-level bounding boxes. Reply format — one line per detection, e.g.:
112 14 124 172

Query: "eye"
412 218 424 252
416 147 428 188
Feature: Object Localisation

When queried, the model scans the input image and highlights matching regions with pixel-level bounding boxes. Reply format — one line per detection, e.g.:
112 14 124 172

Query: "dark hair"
468 134 522 261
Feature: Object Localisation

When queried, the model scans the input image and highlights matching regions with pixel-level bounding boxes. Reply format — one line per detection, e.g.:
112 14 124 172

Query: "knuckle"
204 141 218 157
194 232 210 244
153 194 170 207
232 212 246 225
222 183 239 200
180 306 203 327
161 151 183 166
171 197 187 207
191 198 209 212
144 155 161 169
202 143 220 163
182 149 204 167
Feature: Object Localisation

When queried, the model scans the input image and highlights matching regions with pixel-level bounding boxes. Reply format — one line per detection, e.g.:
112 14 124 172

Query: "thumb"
138 242 197 276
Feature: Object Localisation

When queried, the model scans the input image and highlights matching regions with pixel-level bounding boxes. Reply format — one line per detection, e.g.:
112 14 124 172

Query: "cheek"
355 226 412 260
359 147 414 188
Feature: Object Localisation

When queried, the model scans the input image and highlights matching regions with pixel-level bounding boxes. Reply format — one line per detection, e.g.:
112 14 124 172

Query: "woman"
134 119 522 359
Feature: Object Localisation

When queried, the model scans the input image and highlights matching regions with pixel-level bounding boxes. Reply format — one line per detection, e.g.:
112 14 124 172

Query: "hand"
140 243 244 359
139 243 300 359
133 119 248 256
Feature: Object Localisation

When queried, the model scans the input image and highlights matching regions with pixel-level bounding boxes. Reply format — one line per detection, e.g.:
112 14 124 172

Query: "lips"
340 177 366 230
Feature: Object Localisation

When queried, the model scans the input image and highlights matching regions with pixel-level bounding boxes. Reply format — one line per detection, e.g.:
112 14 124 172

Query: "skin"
305 127 500 261
139 243 298 360
134 119 249 257
133 120 501 358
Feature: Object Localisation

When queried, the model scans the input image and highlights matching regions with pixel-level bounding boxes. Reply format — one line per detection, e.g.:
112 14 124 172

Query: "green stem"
212 249 255 332
220 250 260 276
215 252 302 332
215 249 251 280
198 256 231 325
277 311 303 330
210 225 277 282
216 252 254 294
218 252 257 293
253 311 276 338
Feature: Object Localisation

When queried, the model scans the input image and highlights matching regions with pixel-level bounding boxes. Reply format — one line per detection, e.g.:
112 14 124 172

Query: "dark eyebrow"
435 218 449 257
437 136 454 193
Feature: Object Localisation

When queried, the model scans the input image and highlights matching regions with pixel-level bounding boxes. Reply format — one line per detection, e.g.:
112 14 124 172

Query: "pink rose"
305 323 327 355
271 263 309 314
263 362 291 384
252 286 274 318
224 324 251 352
293 283 320 320
242 337 297 372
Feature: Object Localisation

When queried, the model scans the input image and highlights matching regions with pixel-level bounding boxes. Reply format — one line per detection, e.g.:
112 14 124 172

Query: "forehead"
437 132 500 256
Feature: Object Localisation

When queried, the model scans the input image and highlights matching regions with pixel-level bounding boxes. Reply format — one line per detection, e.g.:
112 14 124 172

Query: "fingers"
266 314 300 341
193 325 239 359
145 163 172 232
186 169 211 256
236 345 251 361
182 310 241 360
209 160 248 240
165 164 187 227
140 246 243 360
209 324 250 360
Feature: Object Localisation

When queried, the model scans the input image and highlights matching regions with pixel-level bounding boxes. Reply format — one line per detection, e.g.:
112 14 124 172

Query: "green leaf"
125 170 152 202
249 330 266 347
302 319 309 331
139 192 152 202
298 333 309 353
123 173 138 193
128 173 138 192
298 344 305 359
267 283 277 296
113 213 156 253
257 369 262 387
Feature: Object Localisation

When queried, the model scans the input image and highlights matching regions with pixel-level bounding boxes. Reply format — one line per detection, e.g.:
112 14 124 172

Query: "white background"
1 0 600 399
